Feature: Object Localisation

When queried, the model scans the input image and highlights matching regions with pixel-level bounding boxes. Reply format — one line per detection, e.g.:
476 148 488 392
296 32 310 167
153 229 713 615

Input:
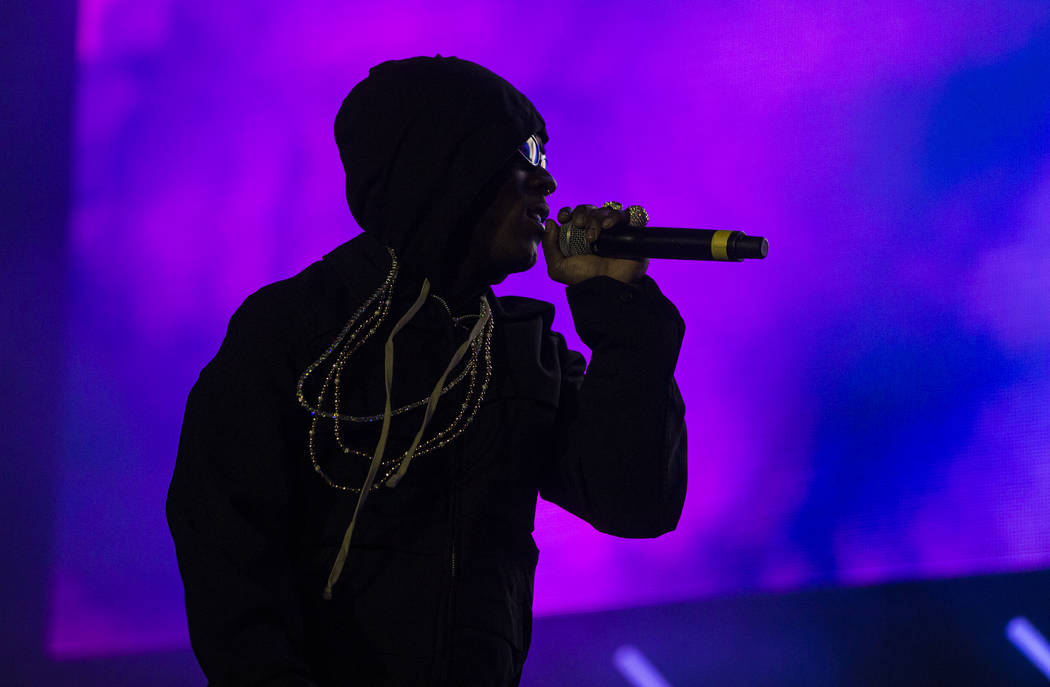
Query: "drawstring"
323 278 490 600
386 302 490 487
323 278 430 600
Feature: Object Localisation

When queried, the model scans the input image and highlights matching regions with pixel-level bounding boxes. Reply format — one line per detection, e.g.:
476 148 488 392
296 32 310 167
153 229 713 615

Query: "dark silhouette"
167 56 687 686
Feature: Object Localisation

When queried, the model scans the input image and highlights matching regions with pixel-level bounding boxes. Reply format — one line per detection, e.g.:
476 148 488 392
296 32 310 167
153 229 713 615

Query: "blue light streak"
1007 616 1050 680
613 645 676 687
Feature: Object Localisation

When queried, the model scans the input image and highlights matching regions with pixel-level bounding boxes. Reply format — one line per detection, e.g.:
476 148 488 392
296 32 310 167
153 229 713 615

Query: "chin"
487 253 536 285
512 250 539 276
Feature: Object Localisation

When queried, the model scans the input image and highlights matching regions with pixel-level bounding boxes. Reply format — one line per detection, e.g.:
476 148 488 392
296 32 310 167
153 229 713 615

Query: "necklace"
432 294 483 328
297 248 494 493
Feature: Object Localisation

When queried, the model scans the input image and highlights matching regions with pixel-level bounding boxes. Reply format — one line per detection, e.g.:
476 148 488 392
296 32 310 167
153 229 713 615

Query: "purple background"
53 0 1050 658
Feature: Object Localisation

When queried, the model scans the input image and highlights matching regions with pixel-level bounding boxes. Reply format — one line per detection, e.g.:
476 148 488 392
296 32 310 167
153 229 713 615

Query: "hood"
334 56 548 280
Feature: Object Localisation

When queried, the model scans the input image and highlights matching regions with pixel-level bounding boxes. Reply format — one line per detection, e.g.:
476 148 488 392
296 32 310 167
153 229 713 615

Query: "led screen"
53 0 1050 657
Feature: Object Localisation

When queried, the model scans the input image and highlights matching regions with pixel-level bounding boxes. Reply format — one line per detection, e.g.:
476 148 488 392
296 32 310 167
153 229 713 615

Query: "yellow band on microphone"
711 230 732 261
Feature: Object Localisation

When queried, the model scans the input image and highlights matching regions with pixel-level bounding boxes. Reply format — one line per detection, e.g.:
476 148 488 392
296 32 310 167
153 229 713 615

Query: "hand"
541 204 650 286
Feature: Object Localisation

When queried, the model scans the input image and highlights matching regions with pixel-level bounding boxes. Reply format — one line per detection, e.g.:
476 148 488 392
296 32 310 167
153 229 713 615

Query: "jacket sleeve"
540 275 687 538
166 294 318 686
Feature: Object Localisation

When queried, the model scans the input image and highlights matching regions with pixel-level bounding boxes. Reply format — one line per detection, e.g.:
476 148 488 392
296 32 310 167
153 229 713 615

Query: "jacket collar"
321 231 551 326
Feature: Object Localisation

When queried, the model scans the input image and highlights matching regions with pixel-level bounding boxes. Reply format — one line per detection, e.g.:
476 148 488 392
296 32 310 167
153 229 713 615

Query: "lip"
525 201 549 226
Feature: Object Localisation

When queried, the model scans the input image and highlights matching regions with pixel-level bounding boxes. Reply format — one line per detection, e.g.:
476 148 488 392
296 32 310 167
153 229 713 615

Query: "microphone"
558 222 769 262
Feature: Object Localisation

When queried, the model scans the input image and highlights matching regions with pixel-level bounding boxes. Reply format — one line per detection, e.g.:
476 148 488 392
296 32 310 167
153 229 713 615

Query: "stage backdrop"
54 0 1050 657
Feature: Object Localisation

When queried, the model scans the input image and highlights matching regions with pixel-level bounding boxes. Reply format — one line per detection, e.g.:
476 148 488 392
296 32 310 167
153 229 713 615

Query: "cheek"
485 208 520 250
468 168 528 260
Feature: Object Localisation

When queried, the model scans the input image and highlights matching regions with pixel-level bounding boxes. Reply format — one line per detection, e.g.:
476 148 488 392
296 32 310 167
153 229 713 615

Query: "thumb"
541 219 563 264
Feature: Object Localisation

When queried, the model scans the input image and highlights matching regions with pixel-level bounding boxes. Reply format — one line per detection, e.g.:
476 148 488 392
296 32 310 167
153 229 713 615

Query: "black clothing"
166 56 687 686
167 232 686 685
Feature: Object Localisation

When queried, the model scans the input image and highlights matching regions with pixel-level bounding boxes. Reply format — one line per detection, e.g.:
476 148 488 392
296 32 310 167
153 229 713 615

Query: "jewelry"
626 204 649 227
297 248 494 493
601 201 649 228
432 294 482 329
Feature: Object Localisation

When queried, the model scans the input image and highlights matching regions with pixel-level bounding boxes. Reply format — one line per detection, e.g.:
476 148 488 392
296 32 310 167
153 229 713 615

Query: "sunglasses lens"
518 136 546 169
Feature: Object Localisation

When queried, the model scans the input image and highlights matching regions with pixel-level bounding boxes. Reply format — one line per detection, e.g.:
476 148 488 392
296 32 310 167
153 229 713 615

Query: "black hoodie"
167 56 687 686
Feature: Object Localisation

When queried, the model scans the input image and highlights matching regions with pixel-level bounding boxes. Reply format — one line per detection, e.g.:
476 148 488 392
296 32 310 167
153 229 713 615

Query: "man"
167 56 687 686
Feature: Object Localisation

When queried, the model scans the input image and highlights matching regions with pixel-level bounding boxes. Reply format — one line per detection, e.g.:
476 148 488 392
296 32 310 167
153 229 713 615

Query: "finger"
570 204 596 229
557 206 573 224
572 205 605 241
600 208 626 229
588 213 604 241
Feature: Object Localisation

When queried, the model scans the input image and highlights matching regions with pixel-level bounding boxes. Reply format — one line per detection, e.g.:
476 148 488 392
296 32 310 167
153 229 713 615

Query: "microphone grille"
558 223 592 257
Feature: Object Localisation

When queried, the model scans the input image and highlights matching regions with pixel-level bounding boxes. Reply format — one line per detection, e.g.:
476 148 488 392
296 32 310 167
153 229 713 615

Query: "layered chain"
297 248 494 493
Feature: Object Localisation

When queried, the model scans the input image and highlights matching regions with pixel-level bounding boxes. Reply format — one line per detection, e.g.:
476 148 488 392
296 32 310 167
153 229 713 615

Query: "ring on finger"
626 205 649 227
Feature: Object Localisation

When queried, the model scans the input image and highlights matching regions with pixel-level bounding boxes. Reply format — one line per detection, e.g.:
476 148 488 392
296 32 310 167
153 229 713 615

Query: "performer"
167 56 687 686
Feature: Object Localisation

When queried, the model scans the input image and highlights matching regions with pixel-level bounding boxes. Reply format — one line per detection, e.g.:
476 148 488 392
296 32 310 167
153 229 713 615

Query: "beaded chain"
296 248 495 493
296 252 477 423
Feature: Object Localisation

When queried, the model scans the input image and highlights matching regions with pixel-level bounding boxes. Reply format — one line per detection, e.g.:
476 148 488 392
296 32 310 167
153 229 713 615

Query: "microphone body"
559 223 769 262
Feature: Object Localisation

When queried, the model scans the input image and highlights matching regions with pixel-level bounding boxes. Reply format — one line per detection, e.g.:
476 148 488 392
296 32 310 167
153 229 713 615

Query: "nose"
527 165 557 196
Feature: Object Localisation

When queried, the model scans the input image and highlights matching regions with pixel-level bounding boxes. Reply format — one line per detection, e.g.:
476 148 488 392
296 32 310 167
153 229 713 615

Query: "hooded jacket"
167 57 687 686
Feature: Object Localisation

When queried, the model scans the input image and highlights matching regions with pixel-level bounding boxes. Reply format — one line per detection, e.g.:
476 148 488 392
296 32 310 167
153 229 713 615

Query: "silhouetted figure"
167 56 687 686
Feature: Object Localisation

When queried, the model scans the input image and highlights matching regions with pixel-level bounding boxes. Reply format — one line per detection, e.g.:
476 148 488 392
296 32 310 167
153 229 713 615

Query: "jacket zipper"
441 447 460 686
440 319 462 685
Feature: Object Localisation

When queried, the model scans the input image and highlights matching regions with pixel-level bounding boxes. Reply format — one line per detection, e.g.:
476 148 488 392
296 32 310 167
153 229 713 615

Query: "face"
464 153 557 286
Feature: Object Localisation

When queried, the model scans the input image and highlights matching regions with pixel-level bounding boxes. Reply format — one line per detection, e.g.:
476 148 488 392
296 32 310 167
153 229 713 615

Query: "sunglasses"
517 134 547 169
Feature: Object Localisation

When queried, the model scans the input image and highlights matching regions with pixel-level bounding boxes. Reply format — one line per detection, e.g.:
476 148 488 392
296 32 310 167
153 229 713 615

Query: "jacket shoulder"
208 260 332 379
229 251 346 340
495 294 555 330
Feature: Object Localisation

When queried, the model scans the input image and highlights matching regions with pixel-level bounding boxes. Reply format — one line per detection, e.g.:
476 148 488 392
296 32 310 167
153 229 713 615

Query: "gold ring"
626 205 649 227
